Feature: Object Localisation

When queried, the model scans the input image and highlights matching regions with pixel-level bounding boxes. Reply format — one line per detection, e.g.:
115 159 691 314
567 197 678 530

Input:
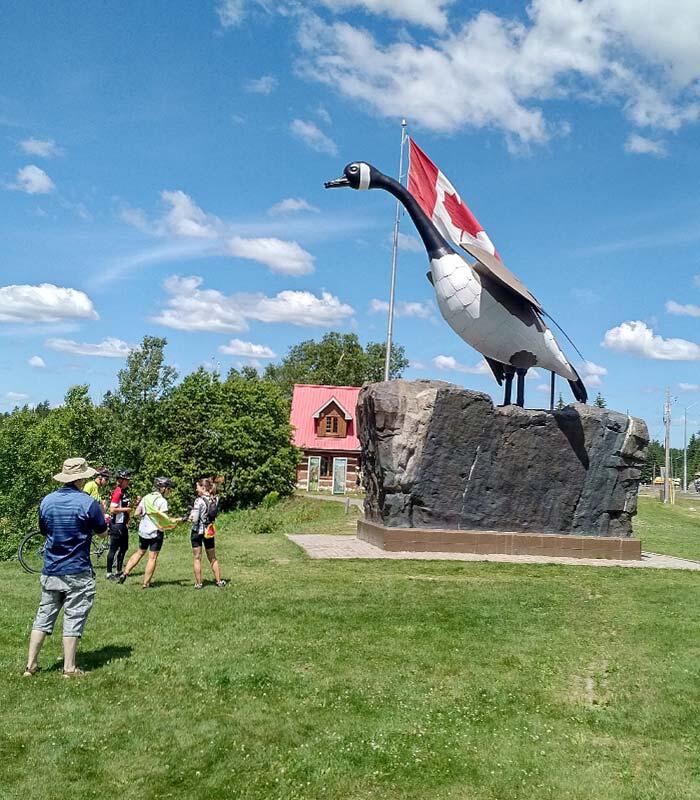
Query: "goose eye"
348 165 359 173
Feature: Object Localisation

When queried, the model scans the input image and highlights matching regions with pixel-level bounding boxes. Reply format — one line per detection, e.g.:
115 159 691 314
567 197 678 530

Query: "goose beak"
324 175 350 189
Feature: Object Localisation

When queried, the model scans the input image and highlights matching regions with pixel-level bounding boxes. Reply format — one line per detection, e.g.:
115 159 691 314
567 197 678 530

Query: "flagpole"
384 118 408 382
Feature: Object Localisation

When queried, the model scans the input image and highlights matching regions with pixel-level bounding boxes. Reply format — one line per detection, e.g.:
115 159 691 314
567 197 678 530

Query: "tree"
555 393 566 410
140 368 299 509
263 332 408 397
104 337 178 475
594 392 607 408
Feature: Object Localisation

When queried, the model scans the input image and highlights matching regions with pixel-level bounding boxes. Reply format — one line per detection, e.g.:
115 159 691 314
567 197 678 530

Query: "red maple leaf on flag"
443 190 481 237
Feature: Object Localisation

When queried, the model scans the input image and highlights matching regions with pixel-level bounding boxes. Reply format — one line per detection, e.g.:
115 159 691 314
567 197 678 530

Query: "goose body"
325 161 587 405
429 251 578 380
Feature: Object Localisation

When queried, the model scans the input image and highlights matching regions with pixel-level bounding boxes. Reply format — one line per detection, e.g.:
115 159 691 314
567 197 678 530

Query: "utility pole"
384 119 408 382
663 388 671 504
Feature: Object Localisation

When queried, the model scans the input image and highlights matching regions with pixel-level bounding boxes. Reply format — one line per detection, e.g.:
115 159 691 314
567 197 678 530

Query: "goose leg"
503 367 515 405
516 368 528 407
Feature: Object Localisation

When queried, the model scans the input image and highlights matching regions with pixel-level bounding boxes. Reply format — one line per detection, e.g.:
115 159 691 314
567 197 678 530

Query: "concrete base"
357 519 642 560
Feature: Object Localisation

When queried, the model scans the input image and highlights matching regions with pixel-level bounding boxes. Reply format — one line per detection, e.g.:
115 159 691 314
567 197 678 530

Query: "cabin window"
317 410 347 438
320 456 332 476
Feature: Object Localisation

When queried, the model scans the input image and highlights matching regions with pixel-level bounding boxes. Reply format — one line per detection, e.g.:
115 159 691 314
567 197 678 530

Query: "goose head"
324 162 380 191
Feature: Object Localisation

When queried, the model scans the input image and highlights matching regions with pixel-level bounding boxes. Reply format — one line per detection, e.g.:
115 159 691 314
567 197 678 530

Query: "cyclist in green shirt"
83 468 111 514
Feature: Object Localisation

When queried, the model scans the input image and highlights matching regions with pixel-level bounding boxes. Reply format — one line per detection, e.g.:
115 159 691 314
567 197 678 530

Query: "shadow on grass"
45 644 133 673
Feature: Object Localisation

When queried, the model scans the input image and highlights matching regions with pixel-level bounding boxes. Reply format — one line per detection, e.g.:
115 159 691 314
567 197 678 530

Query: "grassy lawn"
1 498 698 800
635 495 700 561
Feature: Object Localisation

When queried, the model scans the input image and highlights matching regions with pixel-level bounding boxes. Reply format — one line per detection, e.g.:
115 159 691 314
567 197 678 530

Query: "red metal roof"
290 384 361 452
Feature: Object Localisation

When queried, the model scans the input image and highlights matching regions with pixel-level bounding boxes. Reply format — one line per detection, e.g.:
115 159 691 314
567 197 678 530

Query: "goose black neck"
375 173 452 260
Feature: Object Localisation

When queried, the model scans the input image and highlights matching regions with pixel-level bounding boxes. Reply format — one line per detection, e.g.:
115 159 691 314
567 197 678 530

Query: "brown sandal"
22 665 40 677
62 668 86 678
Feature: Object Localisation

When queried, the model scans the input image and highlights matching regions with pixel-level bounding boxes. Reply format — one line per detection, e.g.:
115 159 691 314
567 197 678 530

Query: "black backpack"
202 496 219 524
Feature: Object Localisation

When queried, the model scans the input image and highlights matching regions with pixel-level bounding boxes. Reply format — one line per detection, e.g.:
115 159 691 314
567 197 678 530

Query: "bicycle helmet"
95 467 111 478
116 470 131 480
154 476 173 489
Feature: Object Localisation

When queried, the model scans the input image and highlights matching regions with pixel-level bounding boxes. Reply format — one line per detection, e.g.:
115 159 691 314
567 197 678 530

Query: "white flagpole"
384 118 408 382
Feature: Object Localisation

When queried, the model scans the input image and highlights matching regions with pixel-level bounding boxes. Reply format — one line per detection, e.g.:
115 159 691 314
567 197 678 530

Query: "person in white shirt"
117 477 183 588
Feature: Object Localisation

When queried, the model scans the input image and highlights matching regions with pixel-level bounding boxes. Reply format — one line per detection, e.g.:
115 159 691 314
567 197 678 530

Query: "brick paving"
287 534 700 571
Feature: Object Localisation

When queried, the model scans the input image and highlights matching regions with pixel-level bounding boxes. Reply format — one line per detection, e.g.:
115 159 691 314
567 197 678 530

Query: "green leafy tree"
104 336 178 474
593 392 607 408
263 332 408 397
555 393 566 410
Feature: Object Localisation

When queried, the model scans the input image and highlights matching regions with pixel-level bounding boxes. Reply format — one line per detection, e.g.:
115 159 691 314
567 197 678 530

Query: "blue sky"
2 1 700 446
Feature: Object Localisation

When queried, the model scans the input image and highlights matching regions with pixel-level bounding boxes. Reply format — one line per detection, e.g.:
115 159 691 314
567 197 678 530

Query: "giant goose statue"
325 161 587 407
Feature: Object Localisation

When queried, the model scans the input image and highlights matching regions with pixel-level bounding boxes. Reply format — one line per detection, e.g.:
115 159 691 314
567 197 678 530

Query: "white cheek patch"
359 163 370 190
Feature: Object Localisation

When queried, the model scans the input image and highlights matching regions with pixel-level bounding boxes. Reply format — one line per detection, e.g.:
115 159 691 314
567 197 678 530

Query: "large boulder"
357 380 648 537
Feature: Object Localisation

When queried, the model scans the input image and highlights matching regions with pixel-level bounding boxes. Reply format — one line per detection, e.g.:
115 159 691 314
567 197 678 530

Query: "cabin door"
307 456 321 492
332 457 347 495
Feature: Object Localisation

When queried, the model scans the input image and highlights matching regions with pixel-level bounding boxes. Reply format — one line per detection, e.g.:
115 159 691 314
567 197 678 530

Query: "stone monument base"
357 519 642 560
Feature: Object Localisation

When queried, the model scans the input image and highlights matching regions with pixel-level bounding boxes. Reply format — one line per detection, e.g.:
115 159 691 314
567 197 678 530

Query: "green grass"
635 496 700 561
1 498 699 800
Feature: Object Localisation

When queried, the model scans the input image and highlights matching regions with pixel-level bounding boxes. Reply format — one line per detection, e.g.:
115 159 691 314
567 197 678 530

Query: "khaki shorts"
32 572 96 638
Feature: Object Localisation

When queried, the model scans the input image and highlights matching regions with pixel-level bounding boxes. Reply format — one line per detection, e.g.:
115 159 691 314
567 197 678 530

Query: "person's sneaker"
117 572 128 584
105 573 113 580
141 583 154 589
194 583 203 589
216 580 227 588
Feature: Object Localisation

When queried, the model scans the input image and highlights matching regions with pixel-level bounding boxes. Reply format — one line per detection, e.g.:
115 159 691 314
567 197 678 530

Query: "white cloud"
666 300 700 317
408 360 426 370
290 119 338 155
153 275 354 332
5 391 29 404
9 165 55 194
160 190 219 238
318 0 453 31
268 197 320 215
579 360 608 388
679 383 700 391
396 232 423 253
244 75 277 94
20 138 63 158
227 236 314 275
218 338 277 358
603 320 700 360
216 0 245 28
433 355 491 374
46 337 132 358
297 0 700 146
369 298 433 319
0 284 98 324
28 356 46 368
624 134 667 157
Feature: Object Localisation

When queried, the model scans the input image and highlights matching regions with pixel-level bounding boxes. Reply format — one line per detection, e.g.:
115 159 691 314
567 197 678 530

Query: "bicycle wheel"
18 531 46 574
91 535 109 565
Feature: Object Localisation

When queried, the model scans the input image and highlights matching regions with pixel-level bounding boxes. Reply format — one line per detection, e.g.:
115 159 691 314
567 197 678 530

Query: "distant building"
289 384 361 494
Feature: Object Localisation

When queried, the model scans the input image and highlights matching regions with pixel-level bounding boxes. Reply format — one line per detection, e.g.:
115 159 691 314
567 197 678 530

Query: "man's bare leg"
142 552 159 586
63 636 79 673
25 630 47 674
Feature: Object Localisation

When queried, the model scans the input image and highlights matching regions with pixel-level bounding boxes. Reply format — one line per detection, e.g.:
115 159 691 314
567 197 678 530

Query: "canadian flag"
407 138 498 259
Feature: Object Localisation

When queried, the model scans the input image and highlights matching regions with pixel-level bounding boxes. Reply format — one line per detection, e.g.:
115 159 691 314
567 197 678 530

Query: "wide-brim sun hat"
53 457 98 483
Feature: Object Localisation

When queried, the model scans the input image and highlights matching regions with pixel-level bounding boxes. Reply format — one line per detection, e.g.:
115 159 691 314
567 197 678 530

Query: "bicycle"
18 531 110 574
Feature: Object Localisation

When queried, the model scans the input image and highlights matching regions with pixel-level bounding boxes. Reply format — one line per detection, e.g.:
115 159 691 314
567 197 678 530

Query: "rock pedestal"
356 380 648 559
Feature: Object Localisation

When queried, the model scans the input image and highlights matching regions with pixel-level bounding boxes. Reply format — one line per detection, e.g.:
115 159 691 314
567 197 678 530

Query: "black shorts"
191 532 216 550
138 532 164 552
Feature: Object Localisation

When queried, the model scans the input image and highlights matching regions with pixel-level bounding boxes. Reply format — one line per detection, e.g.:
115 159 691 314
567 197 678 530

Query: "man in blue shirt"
24 457 108 678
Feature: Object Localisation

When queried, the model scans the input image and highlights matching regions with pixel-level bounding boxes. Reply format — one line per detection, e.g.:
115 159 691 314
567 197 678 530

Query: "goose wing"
460 242 543 313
